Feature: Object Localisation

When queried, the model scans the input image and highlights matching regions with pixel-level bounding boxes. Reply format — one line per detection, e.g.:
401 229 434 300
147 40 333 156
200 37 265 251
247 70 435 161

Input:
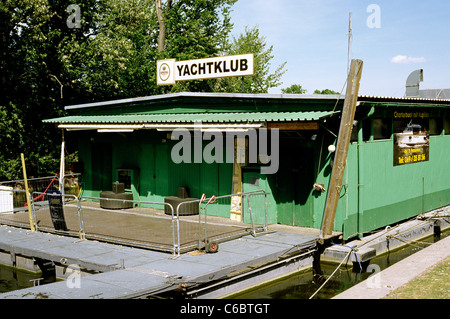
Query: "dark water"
233 228 449 299
0 229 448 298
0 265 56 293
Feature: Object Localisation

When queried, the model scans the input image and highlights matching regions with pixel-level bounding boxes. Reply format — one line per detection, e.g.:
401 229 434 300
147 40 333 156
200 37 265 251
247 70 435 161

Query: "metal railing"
79 196 176 254
0 174 81 200
174 190 270 254
0 186 270 256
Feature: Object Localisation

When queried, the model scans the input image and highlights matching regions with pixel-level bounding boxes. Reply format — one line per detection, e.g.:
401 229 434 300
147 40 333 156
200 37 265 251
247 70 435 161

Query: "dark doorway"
91 143 112 191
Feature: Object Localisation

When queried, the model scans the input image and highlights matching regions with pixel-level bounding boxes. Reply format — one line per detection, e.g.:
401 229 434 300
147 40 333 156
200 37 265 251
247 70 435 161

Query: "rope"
24 174 58 206
387 235 434 249
328 76 349 118
331 242 362 270
309 249 352 299
355 209 445 250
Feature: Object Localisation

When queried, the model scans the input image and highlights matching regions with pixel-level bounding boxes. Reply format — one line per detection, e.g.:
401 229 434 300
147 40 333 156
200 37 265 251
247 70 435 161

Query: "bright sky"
230 0 450 97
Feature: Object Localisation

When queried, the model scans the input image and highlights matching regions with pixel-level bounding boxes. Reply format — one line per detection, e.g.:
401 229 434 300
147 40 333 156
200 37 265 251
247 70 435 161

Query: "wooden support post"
320 59 363 240
20 153 36 232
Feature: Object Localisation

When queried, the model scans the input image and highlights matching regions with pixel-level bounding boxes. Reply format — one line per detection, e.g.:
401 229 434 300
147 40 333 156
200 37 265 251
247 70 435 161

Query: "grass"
383 256 450 299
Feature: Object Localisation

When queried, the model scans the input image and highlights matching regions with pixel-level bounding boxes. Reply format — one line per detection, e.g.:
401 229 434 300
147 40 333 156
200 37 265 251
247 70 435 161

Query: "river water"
233 228 449 299
0 265 56 294
0 228 448 298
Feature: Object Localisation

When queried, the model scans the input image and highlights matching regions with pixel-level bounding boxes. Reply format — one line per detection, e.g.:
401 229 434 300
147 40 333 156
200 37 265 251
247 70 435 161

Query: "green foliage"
314 89 340 95
165 0 236 59
282 84 307 94
0 0 71 179
213 26 287 93
281 85 340 95
61 0 160 101
0 0 289 180
162 0 237 93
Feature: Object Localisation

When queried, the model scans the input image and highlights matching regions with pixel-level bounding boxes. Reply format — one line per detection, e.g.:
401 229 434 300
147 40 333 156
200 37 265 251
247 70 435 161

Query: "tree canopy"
314 89 340 95
281 84 340 95
281 84 307 94
212 26 287 93
0 0 287 180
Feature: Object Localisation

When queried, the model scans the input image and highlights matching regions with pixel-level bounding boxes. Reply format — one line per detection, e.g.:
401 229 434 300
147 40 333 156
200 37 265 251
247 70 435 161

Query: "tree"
61 0 159 101
212 26 287 93
282 84 307 94
0 0 290 179
0 0 93 179
155 0 171 52
0 0 156 179
314 89 340 95
0 0 241 179
157 0 237 93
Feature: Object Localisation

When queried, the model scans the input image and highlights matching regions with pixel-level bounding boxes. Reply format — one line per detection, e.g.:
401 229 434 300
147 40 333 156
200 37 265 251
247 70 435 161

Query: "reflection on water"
0 265 56 294
234 229 449 299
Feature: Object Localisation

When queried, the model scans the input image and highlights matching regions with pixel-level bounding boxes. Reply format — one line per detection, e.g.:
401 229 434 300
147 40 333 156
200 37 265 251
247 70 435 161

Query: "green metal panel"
242 170 277 225
43 111 335 124
139 143 157 201
217 162 233 218
51 93 346 117
273 139 315 227
333 129 450 239
340 142 360 239
155 143 169 200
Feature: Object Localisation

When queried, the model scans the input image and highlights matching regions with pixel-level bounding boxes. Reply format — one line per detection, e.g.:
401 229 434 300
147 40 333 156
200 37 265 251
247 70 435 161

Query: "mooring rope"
387 235 434 249
309 249 352 299
331 242 362 270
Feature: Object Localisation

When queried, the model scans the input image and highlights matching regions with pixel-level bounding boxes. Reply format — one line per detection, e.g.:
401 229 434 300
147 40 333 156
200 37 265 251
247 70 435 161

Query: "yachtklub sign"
157 54 254 86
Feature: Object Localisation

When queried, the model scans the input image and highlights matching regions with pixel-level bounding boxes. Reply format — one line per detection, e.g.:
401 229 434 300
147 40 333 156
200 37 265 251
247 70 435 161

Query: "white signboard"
157 54 254 86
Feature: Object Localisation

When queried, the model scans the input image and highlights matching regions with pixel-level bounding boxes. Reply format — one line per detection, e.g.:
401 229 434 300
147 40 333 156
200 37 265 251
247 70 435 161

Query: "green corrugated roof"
43 111 335 124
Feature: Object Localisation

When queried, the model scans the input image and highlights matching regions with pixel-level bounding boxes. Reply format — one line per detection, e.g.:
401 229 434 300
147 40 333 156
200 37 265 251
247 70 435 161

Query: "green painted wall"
77 130 233 216
77 128 449 239
242 170 277 225
73 101 450 240
354 135 450 234
312 117 450 239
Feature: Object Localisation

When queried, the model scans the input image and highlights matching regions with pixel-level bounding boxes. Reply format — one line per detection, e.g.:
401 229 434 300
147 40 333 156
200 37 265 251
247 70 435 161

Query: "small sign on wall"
393 111 430 166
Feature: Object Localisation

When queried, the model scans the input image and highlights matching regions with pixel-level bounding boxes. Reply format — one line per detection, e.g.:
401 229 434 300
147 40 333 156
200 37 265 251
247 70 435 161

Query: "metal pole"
77 197 86 240
20 153 35 232
347 12 353 75
264 193 268 232
247 195 256 236
320 59 363 240
59 129 65 199
198 194 206 250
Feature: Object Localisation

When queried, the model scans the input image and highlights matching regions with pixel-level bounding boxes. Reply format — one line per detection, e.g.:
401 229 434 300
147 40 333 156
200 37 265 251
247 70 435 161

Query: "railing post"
198 195 205 250
30 192 38 231
77 196 86 240
264 192 268 232
246 195 256 236
173 203 180 256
